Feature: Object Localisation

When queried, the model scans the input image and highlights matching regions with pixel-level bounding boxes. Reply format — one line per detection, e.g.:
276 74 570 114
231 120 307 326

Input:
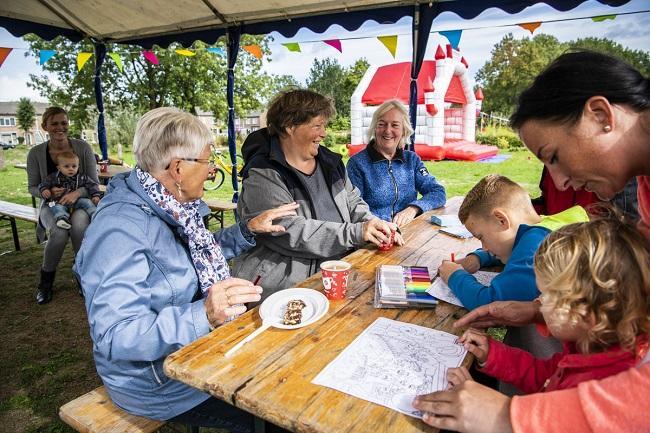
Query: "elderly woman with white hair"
74 107 297 430
347 99 446 227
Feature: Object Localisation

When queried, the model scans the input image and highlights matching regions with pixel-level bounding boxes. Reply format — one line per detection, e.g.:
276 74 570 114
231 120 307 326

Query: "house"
348 45 496 161
0 101 49 146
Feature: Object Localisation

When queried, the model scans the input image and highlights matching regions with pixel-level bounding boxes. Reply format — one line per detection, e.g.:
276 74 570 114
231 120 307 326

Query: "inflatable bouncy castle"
348 44 497 161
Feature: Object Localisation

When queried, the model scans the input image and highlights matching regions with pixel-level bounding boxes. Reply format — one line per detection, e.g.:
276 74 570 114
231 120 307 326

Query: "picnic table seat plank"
203 198 238 229
59 386 165 433
0 200 39 250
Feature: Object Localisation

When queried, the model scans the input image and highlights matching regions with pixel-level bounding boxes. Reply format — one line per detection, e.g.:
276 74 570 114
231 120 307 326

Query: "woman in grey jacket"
27 107 99 304
233 89 401 298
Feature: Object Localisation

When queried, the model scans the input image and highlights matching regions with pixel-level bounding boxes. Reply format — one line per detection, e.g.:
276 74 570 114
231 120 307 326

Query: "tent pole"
92 41 108 161
226 26 241 202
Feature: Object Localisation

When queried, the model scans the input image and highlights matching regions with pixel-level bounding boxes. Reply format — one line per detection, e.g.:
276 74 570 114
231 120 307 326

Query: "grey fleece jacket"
232 138 374 299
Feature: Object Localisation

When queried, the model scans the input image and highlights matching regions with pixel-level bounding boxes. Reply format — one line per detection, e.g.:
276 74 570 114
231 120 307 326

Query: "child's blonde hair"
534 218 650 354
458 174 531 223
56 150 79 164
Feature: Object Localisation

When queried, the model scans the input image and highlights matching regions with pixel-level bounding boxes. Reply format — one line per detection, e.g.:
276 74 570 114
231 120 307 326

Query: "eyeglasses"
165 157 214 170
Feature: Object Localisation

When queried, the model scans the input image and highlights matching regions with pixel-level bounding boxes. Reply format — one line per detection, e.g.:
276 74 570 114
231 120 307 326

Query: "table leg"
254 416 266 433
9 217 20 251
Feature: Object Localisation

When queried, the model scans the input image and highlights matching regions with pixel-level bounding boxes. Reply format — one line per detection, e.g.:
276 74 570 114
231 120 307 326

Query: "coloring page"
426 271 499 307
312 317 467 418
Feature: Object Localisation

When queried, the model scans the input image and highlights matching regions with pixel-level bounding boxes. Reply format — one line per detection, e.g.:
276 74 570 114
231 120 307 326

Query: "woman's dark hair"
510 50 650 129
41 106 68 128
266 89 335 137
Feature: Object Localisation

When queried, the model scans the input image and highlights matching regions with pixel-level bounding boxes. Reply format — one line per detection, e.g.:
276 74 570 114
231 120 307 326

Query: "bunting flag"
0 47 13 68
108 52 123 72
518 22 542 34
142 50 159 65
77 52 92 71
39 49 56 65
439 30 462 49
207 47 225 56
242 44 262 59
377 35 398 58
282 43 301 53
592 14 616 22
175 49 195 56
324 39 342 53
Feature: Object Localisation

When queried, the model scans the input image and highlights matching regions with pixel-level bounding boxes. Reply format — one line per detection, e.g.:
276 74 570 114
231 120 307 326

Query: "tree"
24 35 284 135
16 97 36 143
568 37 650 77
306 58 369 120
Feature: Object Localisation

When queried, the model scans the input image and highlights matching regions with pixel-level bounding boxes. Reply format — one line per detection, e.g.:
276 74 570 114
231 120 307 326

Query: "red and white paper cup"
320 260 351 300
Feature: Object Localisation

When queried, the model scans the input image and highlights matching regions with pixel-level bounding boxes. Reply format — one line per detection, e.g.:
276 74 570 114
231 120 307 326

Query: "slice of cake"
283 299 307 325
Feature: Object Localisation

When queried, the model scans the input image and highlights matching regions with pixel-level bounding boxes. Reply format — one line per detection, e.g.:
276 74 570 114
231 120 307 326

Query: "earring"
603 125 612 132
176 181 183 199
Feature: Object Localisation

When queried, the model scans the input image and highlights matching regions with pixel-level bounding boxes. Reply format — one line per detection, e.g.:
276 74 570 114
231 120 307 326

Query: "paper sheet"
426 271 499 307
312 317 467 418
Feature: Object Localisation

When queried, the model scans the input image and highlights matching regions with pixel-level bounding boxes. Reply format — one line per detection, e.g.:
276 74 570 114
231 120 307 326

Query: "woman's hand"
392 206 419 227
247 202 299 234
454 300 543 329
457 328 490 364
412 381 513 433
438 260 463 282
447 366 473 389
58 189 81 205
362 218 396 246
205 278 263 327
456 254 480 274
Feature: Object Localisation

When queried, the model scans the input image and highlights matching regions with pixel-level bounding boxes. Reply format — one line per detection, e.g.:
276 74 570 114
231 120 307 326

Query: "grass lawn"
0 145 541 432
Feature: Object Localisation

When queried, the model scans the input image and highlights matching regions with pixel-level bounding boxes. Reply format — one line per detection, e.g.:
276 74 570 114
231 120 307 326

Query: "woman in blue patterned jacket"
347 99 446 226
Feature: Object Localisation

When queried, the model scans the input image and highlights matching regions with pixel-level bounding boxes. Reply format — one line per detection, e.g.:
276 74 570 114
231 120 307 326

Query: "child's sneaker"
56 216 71 229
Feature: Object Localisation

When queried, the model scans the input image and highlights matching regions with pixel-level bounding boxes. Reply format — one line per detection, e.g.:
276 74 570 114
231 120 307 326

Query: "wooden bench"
203 199 237 229
59 386 166 433
0 200 39 251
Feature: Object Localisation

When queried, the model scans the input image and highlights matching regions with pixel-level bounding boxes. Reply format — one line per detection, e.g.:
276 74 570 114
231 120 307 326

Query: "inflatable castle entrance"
348 44 497 161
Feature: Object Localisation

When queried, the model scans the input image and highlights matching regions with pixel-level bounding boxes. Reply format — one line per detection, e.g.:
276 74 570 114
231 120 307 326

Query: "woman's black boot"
36 269 56 305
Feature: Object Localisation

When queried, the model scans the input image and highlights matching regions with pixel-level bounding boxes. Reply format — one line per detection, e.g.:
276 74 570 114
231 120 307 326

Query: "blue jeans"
50 197 96 220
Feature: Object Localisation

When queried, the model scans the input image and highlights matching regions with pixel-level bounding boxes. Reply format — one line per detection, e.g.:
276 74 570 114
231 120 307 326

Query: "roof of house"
0 101 49 115
361 60 467 106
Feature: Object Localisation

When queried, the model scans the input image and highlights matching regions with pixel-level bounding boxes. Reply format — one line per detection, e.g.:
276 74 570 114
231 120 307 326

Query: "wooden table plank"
165 196 480 433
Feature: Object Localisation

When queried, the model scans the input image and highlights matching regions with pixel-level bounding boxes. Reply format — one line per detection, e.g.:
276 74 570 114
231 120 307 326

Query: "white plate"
259 288 329 329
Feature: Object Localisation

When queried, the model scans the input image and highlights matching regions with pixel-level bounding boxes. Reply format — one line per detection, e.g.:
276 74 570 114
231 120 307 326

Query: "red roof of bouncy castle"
361 60 467 106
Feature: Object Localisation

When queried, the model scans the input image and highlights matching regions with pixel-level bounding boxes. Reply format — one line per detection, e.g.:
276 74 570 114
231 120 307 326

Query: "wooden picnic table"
164 196 481 433
98 164 131 183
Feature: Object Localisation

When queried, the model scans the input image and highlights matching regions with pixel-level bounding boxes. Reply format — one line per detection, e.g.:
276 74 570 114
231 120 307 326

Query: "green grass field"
0 145 541 432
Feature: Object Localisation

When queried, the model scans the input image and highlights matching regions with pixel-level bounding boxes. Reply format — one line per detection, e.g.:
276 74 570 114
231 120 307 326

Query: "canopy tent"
0 0 631 195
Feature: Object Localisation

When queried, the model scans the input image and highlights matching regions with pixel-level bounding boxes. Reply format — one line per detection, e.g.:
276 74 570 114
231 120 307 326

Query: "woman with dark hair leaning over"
413 51 650 433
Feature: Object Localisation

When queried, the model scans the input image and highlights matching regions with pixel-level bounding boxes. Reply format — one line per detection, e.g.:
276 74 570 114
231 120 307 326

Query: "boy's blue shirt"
447 206 589 309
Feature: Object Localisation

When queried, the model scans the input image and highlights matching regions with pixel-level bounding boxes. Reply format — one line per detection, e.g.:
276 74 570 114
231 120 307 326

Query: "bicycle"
203 147 245 191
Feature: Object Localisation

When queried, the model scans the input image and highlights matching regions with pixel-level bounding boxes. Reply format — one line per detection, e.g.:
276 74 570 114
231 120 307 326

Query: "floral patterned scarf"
136 167 230 294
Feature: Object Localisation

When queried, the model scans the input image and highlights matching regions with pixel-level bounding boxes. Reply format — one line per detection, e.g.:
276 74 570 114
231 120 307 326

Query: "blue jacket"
74 170 255 420
346 144 446 222
447 206 589 310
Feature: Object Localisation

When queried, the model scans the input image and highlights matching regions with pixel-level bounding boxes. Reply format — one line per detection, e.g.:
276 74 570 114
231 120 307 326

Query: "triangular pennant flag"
207 47 225 56
242 44 263 60
592 14 616 22
518 22 542 34
377 35 398 58
282 43 301 53
324 39 342 53
77 52 92 71
0 47 13 68
439 30 462 50
142 50 159 65
108 53 123 72
39 50 56 65
175 49 196 56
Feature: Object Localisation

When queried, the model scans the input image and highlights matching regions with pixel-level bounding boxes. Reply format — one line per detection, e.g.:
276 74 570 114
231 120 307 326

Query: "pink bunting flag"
518 22 542 34
142 50 159 65
324 39 342 53
0 47 14 68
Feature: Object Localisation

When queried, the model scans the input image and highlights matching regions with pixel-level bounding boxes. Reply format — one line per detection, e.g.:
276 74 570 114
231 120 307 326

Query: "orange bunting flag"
592 15 616 22
377 35 398 58
77 52 93 71
175 49 196 56
0 47 14 68
324 39 342 53
242 44 262 60
518 22 542 34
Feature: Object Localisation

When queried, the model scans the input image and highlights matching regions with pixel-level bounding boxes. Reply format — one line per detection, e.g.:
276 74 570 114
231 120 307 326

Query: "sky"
0 0 648 103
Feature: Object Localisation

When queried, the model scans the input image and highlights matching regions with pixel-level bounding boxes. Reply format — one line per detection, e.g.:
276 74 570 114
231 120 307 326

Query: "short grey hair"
367 99 414 150
133 107 213 172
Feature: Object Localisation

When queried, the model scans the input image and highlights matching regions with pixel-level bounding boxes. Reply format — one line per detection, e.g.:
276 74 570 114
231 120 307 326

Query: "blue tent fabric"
226 27 241 202
93 42 108 161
